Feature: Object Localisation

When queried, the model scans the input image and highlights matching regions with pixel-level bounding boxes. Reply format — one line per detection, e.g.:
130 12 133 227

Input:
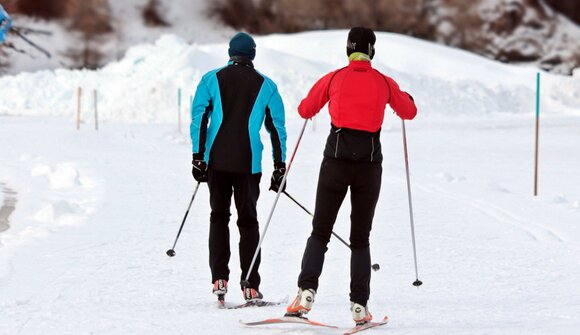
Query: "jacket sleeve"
190 74 213 157
0 6 13 43
264 83 287 164
297 71 336 119
386 76 417 120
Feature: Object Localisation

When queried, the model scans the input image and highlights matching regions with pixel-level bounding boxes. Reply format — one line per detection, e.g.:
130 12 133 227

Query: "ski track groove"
408 179 565 243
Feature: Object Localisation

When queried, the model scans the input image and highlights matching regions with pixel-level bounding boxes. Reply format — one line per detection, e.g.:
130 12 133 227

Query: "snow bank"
0 31 578 123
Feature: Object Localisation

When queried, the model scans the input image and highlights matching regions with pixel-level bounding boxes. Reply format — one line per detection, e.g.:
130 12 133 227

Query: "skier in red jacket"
286 27 417 326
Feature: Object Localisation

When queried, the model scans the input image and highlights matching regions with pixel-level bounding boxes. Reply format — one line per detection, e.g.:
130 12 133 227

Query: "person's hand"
192 154 208 183
269 162 286 193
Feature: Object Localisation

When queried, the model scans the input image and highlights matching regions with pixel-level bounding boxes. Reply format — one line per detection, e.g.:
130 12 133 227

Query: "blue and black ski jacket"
0 5 13 44
190 58 287 174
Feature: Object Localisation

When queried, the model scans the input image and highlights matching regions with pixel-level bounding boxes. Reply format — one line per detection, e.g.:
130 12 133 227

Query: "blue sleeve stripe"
264 107 282 163
190 75 211 153
190 68 223 156
204 79 223 163
248 84 269 174
265 81 287 163
248 76 287 173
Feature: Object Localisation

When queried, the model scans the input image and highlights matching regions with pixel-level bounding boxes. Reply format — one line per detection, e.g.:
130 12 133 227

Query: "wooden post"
177 88 182 133
76 87 82 130
534 72 540 196
94 89 99 131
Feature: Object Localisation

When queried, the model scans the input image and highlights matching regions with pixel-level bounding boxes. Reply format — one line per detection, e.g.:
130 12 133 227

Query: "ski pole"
402 120 422 287
3 42 27 55
241 119 308 288
166 182 201 257
12 29 51 58
283 190 381 271
12 26 53 36
283 191 350 248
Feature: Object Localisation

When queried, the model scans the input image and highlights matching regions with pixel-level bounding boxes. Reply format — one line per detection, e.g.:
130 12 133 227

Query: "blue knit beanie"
228 32 256 60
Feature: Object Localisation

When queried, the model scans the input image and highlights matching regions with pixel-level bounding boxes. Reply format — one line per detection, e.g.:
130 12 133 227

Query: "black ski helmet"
346 27 376 59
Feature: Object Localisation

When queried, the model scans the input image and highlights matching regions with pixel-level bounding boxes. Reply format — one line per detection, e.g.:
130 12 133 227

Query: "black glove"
269 162 287 193
192 154 208 183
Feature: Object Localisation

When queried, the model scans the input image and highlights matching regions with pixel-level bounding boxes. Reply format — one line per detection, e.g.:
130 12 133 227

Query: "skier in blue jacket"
0 4 13 44
190 32 287 303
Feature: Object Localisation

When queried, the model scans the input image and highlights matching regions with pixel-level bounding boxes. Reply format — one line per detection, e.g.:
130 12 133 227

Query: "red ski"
240 315 338 329
343 316 389 335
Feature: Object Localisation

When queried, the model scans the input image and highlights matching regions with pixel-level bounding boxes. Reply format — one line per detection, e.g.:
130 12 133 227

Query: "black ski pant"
298 157 381 306
208 168 262 290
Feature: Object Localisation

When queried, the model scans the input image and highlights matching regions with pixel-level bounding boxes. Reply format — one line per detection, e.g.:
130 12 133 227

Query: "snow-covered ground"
0 31 579 334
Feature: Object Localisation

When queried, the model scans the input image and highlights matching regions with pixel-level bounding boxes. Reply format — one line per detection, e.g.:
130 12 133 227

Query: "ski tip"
239 319 261 327
342 316 389 335
239 319 257 326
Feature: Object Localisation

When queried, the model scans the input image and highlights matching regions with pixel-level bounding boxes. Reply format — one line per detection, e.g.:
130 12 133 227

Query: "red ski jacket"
298 60 417 132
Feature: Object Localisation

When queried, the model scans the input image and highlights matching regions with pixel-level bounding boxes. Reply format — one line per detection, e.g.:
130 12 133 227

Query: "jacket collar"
228 56 254 68
348 60 373 69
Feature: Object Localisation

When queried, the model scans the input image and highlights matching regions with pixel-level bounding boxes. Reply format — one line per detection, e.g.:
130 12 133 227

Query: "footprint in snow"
34 200 85 226
487 182 512 194
435 172 466 183
552 194 568 204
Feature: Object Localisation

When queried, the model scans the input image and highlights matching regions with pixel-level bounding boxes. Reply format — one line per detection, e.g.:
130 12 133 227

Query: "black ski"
218 295 287 309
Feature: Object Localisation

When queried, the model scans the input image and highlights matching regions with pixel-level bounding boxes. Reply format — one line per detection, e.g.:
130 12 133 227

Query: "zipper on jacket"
335 128 342 159
370 137 375 162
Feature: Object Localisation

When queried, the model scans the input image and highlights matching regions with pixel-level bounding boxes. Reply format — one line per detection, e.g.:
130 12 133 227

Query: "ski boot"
285 288 315 317
351 302 373 325
242 287 263 302
213 279 228 304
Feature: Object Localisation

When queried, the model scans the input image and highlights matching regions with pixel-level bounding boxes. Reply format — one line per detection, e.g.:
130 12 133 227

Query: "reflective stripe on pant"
298 157 381 306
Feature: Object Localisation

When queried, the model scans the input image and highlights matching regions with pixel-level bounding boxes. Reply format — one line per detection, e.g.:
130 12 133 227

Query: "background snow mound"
0 32 578 123
31 163 80 189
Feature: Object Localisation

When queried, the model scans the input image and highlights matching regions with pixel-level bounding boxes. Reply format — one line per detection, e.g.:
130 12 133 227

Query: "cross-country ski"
218 297 287 310
343 316 389 335
240 315 338 329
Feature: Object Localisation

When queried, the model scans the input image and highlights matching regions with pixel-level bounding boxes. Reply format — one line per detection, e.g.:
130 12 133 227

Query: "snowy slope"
0 31 579 122
0 31 579 335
